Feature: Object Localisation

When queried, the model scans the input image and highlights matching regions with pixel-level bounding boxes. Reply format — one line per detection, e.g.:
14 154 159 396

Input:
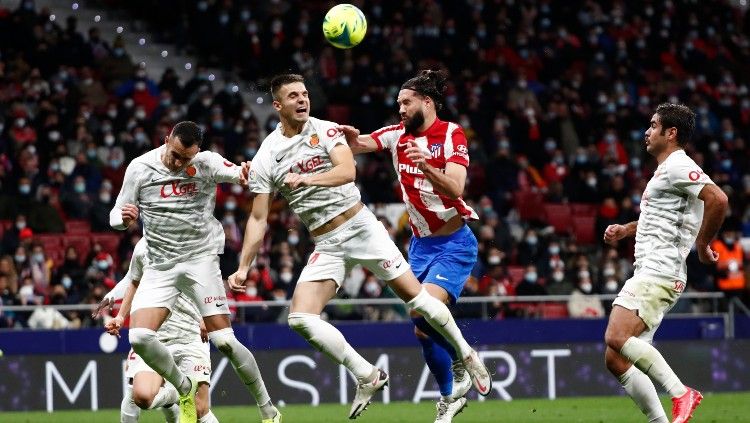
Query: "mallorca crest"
310 133 320 147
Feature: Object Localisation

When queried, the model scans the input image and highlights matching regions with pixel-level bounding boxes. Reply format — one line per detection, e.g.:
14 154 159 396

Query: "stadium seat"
572 216 597 246
570 203 597 218
326 105 351 125
91 233 121 255
46 247 66 267
62 235 91 259
514 191 545 221
0 220 11 230
35 234 63 251
543 203 573 234
540 302 569 319
65 220 91 234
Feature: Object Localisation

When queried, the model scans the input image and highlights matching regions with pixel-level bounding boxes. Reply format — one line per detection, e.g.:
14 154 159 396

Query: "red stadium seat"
90 233 121 256
514 191 545 221
62 235 91 259
543 203 572 234
570 203 597 218
46 247 66 267
0 220 11 230
326 105 351 124
572 216 597 246
65 220 91 234
35 234 63 251
540 302 569 319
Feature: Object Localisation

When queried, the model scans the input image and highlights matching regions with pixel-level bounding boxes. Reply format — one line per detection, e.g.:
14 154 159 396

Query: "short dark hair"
171 121 203 148
655 103 695 147
270 73 305 100
401 69 448 111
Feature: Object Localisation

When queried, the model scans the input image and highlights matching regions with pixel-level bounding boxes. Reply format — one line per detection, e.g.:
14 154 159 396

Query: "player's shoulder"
130 147 159 166
373 122 405 136
665 149 701 170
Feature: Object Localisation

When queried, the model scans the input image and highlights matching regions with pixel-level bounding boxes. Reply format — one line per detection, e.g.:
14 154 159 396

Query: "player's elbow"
341 164 356 184
715 189 729 210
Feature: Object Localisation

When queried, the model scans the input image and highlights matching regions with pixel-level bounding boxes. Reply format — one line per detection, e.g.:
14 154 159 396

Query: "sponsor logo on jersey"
453 144 469 160
310 134 319 147
398 163 424 175
308 252 320 264
186 165 197 177
294 155 324 173
203 295 227 304
160 181 198 198
688 170 705 181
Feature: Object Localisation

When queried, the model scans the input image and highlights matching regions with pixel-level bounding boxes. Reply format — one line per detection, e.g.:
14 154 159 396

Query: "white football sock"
620 337 687 398
161 403 179 423
407 288 472 358
120 386 141 423
148 384 179 410
199 410 220 423
129 328 191 394
288 312 375 382
209 328 272 414
618 366 669 423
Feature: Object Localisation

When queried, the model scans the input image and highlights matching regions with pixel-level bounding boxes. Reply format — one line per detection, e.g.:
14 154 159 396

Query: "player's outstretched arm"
105 279 138 338
337 125 379 154
695 184 729 264
603 221 638 245
207 151 247 185
229 193 273 291
285 144 356 189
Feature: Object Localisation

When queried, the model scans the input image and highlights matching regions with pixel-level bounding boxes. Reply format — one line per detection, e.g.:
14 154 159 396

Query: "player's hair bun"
402 69 447 111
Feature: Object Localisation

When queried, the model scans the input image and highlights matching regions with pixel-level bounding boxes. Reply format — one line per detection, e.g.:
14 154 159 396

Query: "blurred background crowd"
0 0 748 329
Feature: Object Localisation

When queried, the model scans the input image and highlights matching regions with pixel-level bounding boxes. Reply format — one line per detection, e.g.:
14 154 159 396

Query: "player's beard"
403 109 425 135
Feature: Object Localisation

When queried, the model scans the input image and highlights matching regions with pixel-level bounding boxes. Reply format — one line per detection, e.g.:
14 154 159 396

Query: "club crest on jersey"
186 165 197 177
429 144 442 158
310 133 320 147
160 181 198 198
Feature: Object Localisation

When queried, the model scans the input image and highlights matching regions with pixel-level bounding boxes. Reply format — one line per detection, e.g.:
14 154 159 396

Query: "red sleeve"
369 130 385 151
446 127 470 167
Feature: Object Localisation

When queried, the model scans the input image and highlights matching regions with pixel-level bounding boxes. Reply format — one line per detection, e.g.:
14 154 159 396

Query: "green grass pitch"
2 393 749 422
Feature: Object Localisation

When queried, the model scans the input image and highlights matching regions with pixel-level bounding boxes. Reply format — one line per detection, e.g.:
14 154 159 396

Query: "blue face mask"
61 276 72 289
19 184 31 195
524 272 537 282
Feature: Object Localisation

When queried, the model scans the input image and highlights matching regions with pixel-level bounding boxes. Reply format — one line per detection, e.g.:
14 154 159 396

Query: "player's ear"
272 100 282 112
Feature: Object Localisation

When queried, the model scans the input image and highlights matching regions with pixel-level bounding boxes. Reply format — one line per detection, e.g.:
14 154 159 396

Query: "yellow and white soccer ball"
322 4 367 49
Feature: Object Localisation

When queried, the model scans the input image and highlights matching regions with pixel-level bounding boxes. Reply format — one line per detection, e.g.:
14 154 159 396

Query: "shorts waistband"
313 206 371 243
413 223 471 246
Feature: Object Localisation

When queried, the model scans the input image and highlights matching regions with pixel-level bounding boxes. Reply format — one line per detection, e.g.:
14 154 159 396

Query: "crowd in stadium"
0 0 748 328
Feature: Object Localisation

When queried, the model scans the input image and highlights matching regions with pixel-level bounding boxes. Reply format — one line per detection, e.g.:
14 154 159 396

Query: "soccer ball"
322 4 367 49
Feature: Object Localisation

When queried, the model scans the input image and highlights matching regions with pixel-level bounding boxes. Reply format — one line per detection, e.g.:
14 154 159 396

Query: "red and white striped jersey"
370 119 478 237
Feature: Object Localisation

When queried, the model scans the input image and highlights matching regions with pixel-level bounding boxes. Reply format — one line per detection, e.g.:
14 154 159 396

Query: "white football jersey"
123 238 202 344
634 150 714 282
248 116 360 231
110 144 242 264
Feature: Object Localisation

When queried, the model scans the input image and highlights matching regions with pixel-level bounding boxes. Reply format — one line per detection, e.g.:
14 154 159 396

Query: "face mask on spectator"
579 282 593 293
488 255 501 265
723 235 735 246
231 184 243 195
525 236 537 246
61 276 72 289
96 260 109 270
124 98 134 109
605 280 619 292
99 192 111 203
586 177 597 187
110 158 124 168
548 245 560 255
364 281 381 296
19 184 31 195
222 215 235 225
603 267 616 277
288 234 299 245
74 182 86 193
552 271 565 282
246 286 258 297
631 194 641 205
87 149 97 160
234 125 244 133
245 148 257 157
279 272 293 283
524 272 537 282
32 253 44 263
107 108 118 118
16 220 26 230
48 130 61 141
225 200 237 211
578 270 590 279
135 109 147 120
15 254 26 263
104 134 115 146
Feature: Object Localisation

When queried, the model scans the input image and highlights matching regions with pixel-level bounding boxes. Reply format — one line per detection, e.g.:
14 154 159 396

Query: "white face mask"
579 282 593 293
279 272 293 283
605 280 619 292
246 287 258 297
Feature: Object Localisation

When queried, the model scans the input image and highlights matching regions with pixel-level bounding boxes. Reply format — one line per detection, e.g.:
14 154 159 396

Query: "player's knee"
208 328 236 356
131 387 153 409
128 328 157 352
604 326 628 351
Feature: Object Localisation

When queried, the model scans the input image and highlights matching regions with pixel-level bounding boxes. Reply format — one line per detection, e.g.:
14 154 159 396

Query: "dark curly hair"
400 69 447 111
